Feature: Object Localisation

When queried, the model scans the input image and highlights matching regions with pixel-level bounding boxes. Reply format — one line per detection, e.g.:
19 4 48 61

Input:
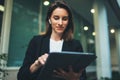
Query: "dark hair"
44 0 74 41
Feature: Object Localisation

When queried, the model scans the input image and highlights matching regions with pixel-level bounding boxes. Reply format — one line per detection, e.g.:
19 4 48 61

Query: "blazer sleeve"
17 36 42 80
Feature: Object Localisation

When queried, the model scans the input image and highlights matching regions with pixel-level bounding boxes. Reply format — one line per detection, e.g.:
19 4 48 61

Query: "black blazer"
17 35 87 80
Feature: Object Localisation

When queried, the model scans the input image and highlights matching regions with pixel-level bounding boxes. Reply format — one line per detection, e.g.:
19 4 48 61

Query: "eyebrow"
53 15 69 17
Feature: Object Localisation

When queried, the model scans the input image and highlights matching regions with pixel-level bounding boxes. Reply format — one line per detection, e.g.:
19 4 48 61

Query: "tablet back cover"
37 52 97 80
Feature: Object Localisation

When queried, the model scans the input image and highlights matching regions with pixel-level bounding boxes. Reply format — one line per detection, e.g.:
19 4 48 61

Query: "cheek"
51 20 57 26
64 21 68 27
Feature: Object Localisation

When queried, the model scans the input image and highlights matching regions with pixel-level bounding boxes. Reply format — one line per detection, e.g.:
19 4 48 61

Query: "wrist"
30 60 41 73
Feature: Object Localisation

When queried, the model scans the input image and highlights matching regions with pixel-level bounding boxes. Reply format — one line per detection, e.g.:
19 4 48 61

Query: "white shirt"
49 39 64 53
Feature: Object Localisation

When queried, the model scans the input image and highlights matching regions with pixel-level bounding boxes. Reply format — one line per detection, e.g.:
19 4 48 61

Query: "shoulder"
69 39 81 44
31 34 45 41
32 35 43 39
66 39 83 52
65 39 82 48
28 35 45 45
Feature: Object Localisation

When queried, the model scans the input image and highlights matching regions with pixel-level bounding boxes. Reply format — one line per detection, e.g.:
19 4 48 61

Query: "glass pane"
7 0 40 66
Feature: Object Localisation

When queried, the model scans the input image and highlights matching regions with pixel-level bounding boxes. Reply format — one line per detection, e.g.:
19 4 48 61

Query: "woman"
17 0 87 80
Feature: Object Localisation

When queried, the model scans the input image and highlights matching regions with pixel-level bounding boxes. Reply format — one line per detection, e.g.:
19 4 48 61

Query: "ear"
49 19 51 24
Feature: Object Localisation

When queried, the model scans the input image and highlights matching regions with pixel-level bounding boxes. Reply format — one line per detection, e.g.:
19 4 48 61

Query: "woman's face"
50 7 69 35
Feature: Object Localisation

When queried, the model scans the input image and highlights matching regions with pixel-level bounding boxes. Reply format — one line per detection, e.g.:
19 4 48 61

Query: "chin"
56 31 64 34
56 30 64 32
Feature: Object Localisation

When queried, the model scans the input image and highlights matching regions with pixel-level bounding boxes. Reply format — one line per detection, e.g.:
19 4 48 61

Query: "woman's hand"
37 53 48 66
30 53 49 73
54 66 83 80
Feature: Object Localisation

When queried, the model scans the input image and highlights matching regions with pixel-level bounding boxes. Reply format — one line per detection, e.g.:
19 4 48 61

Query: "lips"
56 27 64 30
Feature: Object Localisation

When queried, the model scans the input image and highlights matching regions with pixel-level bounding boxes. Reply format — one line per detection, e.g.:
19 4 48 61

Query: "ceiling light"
92 32 96 36
90 9 95 13
0 5 4 12
43 1 50 6
110 29 115 34
84 26 88 31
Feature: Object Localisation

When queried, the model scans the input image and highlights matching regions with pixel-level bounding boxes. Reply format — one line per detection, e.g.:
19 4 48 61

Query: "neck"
50 33 62 41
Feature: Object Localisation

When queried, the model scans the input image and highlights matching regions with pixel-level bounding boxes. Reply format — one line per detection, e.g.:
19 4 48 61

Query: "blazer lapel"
40 37 73 54
40 36 50 54
62 41 72 51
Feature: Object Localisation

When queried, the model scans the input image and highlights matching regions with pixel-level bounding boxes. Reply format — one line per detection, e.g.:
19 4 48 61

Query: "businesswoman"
17 0 87 80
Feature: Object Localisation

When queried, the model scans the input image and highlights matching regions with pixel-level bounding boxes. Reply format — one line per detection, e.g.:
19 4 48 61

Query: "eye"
62 16 69 21
54 16 59 20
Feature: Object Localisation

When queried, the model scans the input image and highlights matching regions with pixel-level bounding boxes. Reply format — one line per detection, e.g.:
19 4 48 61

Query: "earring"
49 19 51 24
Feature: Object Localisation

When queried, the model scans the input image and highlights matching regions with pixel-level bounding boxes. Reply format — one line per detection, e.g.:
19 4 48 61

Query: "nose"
58 19 62 25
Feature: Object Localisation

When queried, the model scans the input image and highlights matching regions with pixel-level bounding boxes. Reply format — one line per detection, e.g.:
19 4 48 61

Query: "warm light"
84 26 88 31
0 5 4 12
88 39 94 44
43 1 50 6
92 32 96 36
90 9 95 13
110 29 115 33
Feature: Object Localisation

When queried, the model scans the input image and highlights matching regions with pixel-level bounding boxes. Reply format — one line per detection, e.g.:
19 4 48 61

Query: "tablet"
37 51 97 80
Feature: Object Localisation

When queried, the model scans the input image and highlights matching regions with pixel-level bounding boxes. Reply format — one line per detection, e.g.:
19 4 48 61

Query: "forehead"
51 8 69 16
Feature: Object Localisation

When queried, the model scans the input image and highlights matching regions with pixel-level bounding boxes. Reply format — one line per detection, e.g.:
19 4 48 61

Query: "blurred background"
0 0 120 80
